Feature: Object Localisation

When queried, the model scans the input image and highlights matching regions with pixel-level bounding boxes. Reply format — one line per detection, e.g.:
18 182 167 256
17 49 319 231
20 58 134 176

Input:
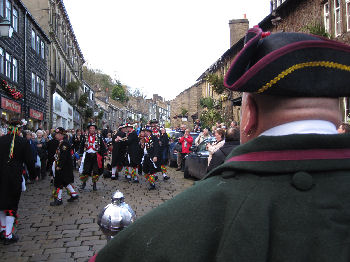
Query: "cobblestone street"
0 168 194 262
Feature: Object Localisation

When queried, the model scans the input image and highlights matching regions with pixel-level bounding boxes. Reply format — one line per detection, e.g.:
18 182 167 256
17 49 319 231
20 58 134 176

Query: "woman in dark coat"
159 128 170 180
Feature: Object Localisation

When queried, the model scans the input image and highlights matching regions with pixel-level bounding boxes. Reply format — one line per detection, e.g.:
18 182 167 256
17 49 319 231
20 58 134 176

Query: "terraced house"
0 0 49 131
171 0 350 128
23 0 85 129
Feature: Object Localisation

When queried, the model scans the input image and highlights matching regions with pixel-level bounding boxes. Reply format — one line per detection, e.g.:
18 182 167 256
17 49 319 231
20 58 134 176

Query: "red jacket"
179 135 193 154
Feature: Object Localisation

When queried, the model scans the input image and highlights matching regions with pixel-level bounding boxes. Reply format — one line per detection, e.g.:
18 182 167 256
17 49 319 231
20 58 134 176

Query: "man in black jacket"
0 119 36 245
207 128 240 172
50 127 79 206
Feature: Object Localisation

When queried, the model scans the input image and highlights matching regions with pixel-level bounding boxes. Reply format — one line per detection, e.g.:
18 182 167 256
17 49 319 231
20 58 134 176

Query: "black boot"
148 183 156 190
67 195 79 202
93 182 97 191
163 175 170 180
111 175 118 180
132 177 139 183
3 234 19 245
80 182 86 190
50 198 63 206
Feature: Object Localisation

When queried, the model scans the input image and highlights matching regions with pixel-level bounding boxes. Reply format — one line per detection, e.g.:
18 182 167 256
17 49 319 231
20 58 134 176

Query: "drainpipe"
24 11 27 119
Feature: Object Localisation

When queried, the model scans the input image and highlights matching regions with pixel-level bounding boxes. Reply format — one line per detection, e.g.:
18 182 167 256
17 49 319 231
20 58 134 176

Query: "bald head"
240 93 341 144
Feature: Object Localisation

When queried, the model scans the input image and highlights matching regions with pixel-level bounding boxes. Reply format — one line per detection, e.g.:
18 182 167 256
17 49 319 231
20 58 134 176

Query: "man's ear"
242 94 258 138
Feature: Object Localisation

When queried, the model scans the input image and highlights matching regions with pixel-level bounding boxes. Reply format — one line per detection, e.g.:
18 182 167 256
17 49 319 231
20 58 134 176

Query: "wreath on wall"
1 80 23 100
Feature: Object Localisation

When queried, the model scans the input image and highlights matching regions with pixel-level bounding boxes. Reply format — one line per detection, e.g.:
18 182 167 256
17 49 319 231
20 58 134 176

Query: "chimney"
229 18 249 47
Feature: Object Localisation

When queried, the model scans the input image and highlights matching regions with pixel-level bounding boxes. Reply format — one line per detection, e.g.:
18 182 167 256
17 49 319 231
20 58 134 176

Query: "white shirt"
259 120 338 136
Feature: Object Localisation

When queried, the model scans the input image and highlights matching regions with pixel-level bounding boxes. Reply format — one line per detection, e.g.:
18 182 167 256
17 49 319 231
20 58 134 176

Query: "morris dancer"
141 128 160 190
111 124 127 180
0 119 36 245
125 123 142 183
79 123 106 191
50 127 79 206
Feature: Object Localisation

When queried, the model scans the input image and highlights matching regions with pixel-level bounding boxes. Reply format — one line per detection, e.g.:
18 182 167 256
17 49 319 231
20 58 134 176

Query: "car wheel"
184 164 190 179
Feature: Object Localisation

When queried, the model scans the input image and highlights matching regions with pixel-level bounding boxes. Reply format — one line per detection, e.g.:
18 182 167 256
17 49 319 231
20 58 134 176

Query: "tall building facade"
22 0 85 129
0 0 49 131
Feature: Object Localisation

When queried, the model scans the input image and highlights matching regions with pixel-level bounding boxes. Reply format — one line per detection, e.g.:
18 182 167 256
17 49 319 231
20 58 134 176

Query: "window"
0 0 3 18
35 76 40 95
347 0 350 31
12 8 17 32
36 76 40 95
5 0 11 21
5 52 10 78
12 58 17 82
31 73 35 93
40 79 44 98
0 48 3 74
36 35 40 54
324 3 330 33
335 0 342 36
31 30 35 49
40 41 45 59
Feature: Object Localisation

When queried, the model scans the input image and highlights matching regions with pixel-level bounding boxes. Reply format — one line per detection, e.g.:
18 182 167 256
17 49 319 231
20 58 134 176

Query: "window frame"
36 75 40 95
31 30 35 50
5 0 11 22
346 0 350 31
324 3 330 33
0 0 4 18
0 47 4 74
36 35 40 55
40 79 45 98
334 0 342 36
31 73 35 93
12 57 17 82
40 40 45 59
12 7 17 32
5 52 10 79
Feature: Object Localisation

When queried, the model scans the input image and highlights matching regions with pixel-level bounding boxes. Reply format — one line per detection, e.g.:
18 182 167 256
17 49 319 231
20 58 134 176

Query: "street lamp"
0 18 13 38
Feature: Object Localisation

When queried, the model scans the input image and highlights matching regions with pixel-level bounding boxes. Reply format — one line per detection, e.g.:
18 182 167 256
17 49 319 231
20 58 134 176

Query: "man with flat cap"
90 27 350 262
0 119 36 245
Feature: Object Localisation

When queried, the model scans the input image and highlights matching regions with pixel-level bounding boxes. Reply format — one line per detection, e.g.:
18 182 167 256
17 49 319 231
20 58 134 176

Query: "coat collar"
206 134 350 177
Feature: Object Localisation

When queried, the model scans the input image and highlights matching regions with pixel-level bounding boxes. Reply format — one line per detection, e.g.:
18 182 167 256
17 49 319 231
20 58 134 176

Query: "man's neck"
259 120 338 136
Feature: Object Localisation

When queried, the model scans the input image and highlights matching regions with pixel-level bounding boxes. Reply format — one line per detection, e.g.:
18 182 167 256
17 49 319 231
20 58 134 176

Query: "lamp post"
0 19 13 38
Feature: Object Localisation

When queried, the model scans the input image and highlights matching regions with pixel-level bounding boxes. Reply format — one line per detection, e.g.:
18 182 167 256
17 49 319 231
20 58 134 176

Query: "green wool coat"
96 134 350 262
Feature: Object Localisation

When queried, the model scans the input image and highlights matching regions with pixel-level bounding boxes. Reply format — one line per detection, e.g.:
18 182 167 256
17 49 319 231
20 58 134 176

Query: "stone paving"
0 168 194 262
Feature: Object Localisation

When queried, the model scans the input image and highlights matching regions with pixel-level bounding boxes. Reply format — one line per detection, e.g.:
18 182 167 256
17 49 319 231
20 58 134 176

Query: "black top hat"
87 122 97 129
224 26 350 97
55 127 66 135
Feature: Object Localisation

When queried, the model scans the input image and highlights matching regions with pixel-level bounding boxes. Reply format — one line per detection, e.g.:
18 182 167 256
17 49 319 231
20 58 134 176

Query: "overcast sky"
63 0 270 100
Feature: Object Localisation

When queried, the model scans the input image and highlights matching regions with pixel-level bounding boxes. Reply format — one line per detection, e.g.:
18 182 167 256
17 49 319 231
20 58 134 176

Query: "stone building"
22 0 85 129
170 18 248 129
0 0 49 131
263 0 350 121
146 94 170 126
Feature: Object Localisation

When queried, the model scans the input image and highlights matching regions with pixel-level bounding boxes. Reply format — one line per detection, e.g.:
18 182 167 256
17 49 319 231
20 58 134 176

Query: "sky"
63 0 271 100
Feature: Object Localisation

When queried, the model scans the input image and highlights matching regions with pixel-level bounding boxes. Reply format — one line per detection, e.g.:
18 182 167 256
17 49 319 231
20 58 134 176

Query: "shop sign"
1 97 21 113
30 109 43 120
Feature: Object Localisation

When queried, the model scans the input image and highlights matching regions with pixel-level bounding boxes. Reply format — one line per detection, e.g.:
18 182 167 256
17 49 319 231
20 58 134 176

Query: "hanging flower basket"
1 80 23 100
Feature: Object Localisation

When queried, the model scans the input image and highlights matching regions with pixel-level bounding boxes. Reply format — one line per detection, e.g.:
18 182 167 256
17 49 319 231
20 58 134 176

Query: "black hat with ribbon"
87 122 98 129
224 26 350 97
